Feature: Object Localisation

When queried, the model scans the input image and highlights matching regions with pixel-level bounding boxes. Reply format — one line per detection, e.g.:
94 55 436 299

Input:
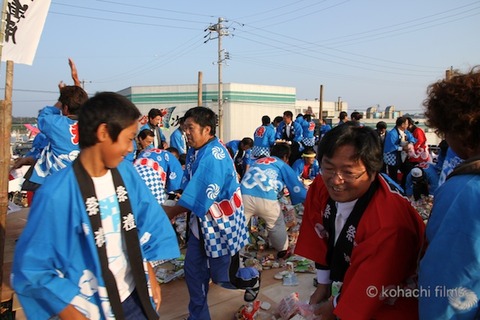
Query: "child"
12 92 180 320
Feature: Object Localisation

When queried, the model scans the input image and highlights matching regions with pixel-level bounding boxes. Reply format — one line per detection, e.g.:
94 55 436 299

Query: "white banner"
1 0 52 65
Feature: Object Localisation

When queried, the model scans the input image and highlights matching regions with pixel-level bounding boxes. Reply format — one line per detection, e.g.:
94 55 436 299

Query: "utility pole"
79 79 92 90
197 71 203 106
319 85 323 122
205 17 229 140
445 66 454 81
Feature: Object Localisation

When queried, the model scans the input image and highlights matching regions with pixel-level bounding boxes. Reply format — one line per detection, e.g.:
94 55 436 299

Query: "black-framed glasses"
321 168 367 183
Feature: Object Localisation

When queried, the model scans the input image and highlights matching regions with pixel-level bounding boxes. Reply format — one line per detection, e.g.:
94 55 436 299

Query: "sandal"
244 277 261 302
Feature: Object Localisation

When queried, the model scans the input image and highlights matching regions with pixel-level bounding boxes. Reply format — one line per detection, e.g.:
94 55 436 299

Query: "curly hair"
423 66 480 150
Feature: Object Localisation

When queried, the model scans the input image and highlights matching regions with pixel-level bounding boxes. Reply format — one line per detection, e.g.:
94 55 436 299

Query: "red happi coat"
295 174 425 320
408 127 431 163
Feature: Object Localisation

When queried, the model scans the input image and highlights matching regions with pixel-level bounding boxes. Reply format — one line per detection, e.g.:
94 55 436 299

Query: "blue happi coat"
291 158 320 180
419 171 480 319
169 127 188 155
30 106 80 185
26 132 48 160
241 156 306 205
134 148 184 204
178 137 249 258
12 160 180 320
252 124 276 158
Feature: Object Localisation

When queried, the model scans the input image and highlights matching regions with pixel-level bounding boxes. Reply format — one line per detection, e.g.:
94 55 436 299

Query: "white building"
118 83 345 142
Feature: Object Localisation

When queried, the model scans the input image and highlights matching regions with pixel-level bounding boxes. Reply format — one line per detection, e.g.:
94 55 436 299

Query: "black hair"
148 108 162 119
240 137 254 148
178 153 187 166
395 116 408 127
78 92 141 149
317 123 383 176
166 147 180 158
376 121 387 130
261 115 271 125
283 110 293 119
58 85 89 116
273 116 283 125
137 128 154 140
339 111 348 120
271 143 291 160
303 114 312 122
184 106 216 136
351 111 363 121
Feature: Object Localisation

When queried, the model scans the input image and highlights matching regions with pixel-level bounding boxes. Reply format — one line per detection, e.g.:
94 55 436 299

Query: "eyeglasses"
321 168 367 183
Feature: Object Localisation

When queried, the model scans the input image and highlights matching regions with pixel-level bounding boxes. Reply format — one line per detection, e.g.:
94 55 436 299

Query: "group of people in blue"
10 58 480 320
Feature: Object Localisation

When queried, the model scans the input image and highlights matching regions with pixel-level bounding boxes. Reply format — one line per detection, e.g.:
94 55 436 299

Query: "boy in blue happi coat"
12 92 180 320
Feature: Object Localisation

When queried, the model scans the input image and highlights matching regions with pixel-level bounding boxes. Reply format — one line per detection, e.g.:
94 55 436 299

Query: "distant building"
118 83 346 142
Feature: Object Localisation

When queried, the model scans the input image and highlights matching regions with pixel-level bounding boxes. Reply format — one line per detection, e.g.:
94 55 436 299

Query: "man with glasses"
294 123 425 319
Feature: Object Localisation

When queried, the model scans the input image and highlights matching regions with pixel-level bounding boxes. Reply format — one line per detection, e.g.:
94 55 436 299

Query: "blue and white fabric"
241 156 306 205
178 137 249 258
134 149 183 204
12 160 180 319
26 133 48 160
252 124 276 158
301 119 316 147
275 120 303 143
419 172 480 319
30 106 80 185
169 127 188 155
291 158 320 180
438 147 463 187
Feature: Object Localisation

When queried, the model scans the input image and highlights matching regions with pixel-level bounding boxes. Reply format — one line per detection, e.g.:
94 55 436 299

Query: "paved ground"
2 208 316 319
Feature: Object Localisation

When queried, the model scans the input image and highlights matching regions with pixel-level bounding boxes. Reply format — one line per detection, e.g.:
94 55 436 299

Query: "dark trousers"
387 161 414 190
122 289 150 319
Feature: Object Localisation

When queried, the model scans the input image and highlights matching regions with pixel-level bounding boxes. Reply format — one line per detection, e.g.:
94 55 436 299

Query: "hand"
315 298 336 320
58 80 66 90
58 305 89 319
147 263 161 311
11 156 35 169
309 283 331 305
68 58 81 87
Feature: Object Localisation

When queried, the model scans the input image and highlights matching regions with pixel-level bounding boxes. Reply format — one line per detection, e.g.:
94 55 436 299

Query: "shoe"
244 277 261 302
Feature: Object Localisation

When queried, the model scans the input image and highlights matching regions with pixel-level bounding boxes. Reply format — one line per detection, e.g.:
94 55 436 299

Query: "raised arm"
68 58 81 87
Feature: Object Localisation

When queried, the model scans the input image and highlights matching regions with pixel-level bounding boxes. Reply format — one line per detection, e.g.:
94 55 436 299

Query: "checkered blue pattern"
134 165 167 204
252 145 270 158
383 152 397 166
302 137 316 147
199 206 249 258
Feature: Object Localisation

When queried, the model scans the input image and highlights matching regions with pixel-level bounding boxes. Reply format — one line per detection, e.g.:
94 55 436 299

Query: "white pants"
242 194 288 251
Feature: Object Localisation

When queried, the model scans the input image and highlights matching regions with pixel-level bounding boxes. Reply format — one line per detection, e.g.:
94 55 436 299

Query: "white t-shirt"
317 199 358 285
92 170 135 302
334 200 358 244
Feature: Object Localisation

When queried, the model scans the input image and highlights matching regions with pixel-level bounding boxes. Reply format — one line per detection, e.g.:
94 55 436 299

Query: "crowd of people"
8 59 480 320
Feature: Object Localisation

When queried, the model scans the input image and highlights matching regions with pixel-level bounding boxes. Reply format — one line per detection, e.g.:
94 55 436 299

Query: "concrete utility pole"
197 71 203 106
206 17 229 140
79 79 92 90
319 85 324 122
445 66 454 81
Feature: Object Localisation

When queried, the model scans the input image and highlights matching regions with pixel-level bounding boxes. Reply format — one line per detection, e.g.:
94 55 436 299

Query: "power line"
52 2 210 25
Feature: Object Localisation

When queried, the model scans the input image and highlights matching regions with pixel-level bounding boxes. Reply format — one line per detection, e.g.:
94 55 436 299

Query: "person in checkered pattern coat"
162 107 260 320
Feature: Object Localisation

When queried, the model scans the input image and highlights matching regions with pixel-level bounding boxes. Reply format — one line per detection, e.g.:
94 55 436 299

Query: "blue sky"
2 0 480 117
